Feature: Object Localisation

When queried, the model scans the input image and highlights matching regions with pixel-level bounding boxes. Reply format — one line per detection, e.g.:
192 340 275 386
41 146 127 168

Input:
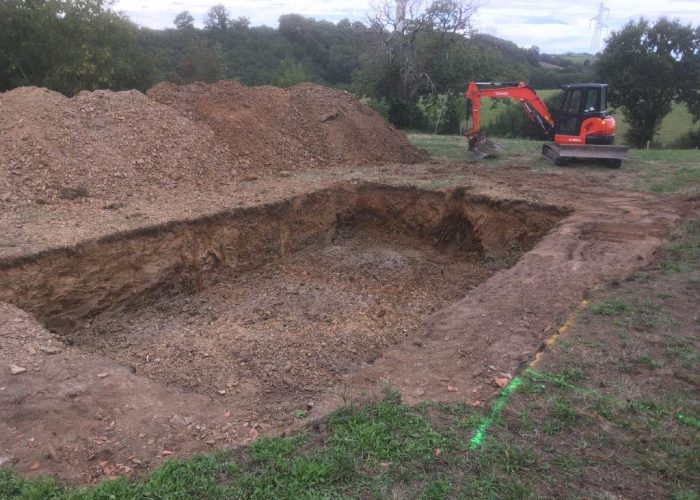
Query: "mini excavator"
465 81 628 167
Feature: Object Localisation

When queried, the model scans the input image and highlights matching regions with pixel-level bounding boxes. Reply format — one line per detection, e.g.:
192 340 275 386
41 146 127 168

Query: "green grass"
558 53 596 64
409 133 700 164
588 295 678 333
616 101 697 147
590 298 630 316
649 166 700 193
409 134 540 163
0 382 695 499
0 391 500 499
407 133 700 196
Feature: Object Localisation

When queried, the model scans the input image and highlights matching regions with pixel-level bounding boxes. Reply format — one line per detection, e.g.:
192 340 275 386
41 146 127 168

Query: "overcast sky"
113 0 700 53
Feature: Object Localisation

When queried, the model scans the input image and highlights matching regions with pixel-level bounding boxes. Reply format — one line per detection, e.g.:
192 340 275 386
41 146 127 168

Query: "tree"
596 18 700 147
174 11 195 30
356 0 479 127
204 4 231 31
278 14 371 84
0 0 154 95
273 56 309 87
178 41 226 82
230 17 251 30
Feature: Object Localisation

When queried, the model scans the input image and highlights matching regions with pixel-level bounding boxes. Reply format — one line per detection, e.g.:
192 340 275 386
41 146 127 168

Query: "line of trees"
0 0 582 133
0 0 153 96
1 1 697 145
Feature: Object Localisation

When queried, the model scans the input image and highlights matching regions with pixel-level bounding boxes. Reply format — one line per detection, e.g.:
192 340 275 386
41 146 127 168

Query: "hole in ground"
0 183 568 418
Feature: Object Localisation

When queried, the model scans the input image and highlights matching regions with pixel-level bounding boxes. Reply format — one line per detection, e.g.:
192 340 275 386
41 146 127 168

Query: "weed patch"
590 298 630 316
650 167 700 194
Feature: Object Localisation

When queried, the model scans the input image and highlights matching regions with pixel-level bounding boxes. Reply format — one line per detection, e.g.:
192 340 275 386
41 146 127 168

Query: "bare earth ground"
0 161 693 484
69 228 491 412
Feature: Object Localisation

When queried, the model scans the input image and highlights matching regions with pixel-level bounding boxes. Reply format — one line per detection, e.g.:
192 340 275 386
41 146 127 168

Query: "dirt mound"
0 87 237 206
147 81 428 173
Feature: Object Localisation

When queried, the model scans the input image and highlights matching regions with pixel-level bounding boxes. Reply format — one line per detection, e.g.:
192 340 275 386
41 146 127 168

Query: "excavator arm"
465 81 555 141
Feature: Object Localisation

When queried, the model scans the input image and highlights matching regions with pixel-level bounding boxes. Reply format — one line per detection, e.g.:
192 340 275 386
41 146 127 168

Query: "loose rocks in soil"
0 183 565 418
0 86 237 207
147 80 428 174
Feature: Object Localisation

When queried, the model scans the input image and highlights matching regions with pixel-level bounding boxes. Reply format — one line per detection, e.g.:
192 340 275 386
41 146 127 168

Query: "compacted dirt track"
0 83 691 483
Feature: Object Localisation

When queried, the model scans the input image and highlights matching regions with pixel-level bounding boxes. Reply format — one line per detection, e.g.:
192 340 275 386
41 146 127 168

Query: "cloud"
116 0 368 29
114 0 700 53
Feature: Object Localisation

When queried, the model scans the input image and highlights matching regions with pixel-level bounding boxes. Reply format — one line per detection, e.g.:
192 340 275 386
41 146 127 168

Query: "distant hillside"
530 52 596 88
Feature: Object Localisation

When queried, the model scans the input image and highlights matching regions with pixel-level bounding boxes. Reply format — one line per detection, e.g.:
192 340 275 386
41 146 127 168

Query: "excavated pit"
0 183 568 416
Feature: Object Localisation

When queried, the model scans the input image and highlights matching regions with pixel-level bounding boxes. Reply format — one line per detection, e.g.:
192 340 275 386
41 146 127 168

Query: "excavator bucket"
468 133 504 159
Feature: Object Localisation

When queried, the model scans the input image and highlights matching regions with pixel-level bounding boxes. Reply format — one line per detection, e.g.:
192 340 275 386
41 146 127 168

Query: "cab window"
564 89 583 115
584 89 600 112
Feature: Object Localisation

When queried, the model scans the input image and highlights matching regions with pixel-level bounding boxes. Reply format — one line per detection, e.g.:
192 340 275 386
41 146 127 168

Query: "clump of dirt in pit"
0 87 238 207
147 80 428 174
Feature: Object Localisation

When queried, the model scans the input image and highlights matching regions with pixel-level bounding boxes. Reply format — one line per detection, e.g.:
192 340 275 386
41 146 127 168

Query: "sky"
113 0 700 54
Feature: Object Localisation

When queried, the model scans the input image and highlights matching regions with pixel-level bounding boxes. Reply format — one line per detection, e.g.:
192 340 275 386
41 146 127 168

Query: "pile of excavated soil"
0 87 237 207
147 81 428 173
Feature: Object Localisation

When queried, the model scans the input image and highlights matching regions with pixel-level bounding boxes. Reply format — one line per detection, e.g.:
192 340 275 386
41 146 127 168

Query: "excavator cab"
555 84 615 145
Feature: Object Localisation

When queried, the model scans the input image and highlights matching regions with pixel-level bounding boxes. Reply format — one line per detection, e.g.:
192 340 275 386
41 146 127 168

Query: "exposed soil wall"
0 184 566 335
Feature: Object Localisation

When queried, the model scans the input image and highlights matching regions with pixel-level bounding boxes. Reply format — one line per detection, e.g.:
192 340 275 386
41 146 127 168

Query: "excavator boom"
465 81 554 139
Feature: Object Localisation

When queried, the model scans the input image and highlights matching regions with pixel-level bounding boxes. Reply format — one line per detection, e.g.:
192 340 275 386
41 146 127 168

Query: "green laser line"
469 369 604 450
469 376 522 449
469 300 590 449
469 368 699 449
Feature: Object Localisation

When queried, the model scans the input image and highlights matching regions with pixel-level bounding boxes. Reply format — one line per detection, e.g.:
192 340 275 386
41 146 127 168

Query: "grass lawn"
408 134 700 196
1 139 699 499
557 54 595 64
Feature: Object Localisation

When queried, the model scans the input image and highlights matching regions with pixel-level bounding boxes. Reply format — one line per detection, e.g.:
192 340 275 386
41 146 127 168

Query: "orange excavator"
465 81 628 167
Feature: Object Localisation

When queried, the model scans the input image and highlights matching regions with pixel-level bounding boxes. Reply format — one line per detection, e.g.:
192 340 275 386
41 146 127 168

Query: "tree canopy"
596 18 700 147
174 11 195 30
0 0 153 96
204 4 231 31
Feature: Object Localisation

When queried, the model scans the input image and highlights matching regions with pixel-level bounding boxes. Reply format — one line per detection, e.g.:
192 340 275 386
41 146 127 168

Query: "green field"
555 53 596 64
477 89 697 147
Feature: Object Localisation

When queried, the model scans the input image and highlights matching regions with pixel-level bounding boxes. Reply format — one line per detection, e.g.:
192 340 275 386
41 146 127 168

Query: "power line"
590 2 610 54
